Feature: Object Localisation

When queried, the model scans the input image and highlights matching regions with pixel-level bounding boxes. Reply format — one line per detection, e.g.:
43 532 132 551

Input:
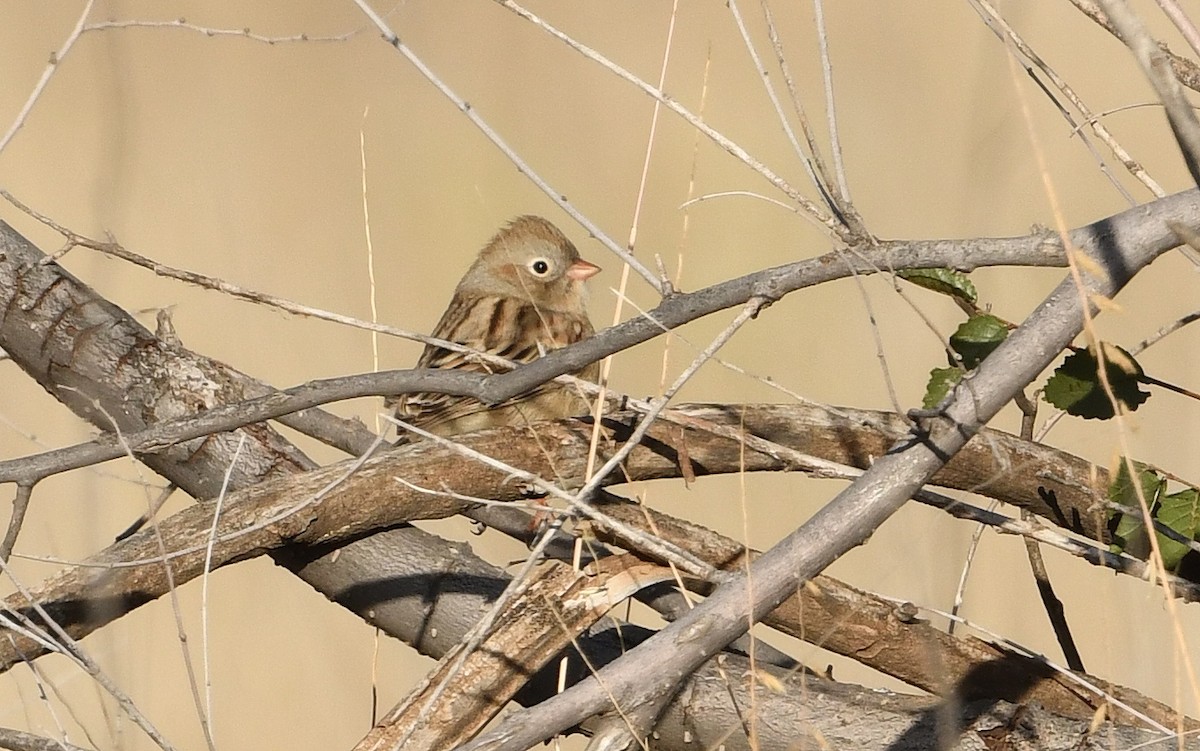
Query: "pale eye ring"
530 258 551 276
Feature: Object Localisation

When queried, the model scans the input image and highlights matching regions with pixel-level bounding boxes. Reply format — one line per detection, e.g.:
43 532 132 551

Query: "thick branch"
478 189 1199 402
0 403 1189 735
0 219 462 662
2 192 1198 486
0 401 1148 669
0 194 1192 487
461 185 1195 750
593 496 1189 730
286 524 1190 751
2 188 1198 748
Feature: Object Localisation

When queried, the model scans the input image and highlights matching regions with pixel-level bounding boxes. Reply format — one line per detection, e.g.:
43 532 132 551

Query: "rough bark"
1 202 1196 750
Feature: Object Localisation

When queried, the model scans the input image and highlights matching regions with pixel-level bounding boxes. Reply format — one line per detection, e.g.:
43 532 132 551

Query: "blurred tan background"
1 1 1199 748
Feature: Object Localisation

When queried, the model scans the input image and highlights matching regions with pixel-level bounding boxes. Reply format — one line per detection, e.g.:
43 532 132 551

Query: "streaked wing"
394 294 594 432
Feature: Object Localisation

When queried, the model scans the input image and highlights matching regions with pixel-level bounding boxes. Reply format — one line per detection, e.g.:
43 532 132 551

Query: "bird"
389 215 601 440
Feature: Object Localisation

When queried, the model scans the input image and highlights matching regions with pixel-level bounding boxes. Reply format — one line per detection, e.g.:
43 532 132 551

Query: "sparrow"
389 215 601 439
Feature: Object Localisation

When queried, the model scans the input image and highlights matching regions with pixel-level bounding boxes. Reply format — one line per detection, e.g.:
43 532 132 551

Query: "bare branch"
491 0 844 240
0 484 32 561
2 400 1189 681
459 164 1189 751
8 191 1194 486
0 727 91 751
357 556 672 751
1096 0 1200 186
970 0 1157 201
350 0 665 293
1072 0 1200 92
83 17 365 44
0 0 95 156
592 494 1190 730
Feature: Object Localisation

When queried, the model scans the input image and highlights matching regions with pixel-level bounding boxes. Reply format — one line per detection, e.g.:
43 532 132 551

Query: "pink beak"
567 258 601 281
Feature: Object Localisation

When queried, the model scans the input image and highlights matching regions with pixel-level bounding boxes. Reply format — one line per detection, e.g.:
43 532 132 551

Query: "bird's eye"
530 258 551 276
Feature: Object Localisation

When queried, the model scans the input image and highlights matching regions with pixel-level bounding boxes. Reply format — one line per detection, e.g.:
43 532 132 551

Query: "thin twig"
0 728 91 751
946 497 997 638
888 599 1175 735
389 417 719 581
200 436 248 747
0 556 179 751
1096 0 1200 187
385 299 764 748
678 190 801 214
350 0 665 293
969 0 1159 201
0 484 32 562
606 284 906 439
361 107 383 435
584 0 683 494
757 0 854 229
1152 0 1200 60
115 484 177 541
1071 0 1200 93
1131 309 1200 354
0 188 432 344
1013 393 1084 672
491 0 847 240
914 490 1200 599
832 248 906 417
0 0 95 156
574 299 767 506
727 0 843 229
93 403 218 751
11 659 83 749
813 0 852 204
1105 499 1200 557
83 18 365 44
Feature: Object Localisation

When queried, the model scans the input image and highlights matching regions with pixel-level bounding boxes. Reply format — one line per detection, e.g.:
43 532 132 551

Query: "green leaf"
1155 488 1200 571
923 367 962 408
1107 460 1164 558
949 314 1009 369
1043 343 1150 419
898 268 978 304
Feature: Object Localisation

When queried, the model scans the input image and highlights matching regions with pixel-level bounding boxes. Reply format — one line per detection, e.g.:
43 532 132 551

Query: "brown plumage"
389 215 600 439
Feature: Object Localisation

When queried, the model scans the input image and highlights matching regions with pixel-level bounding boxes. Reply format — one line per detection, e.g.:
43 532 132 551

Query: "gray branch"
1 186 1197 751
1 189 1198 486
458 190 1199 749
